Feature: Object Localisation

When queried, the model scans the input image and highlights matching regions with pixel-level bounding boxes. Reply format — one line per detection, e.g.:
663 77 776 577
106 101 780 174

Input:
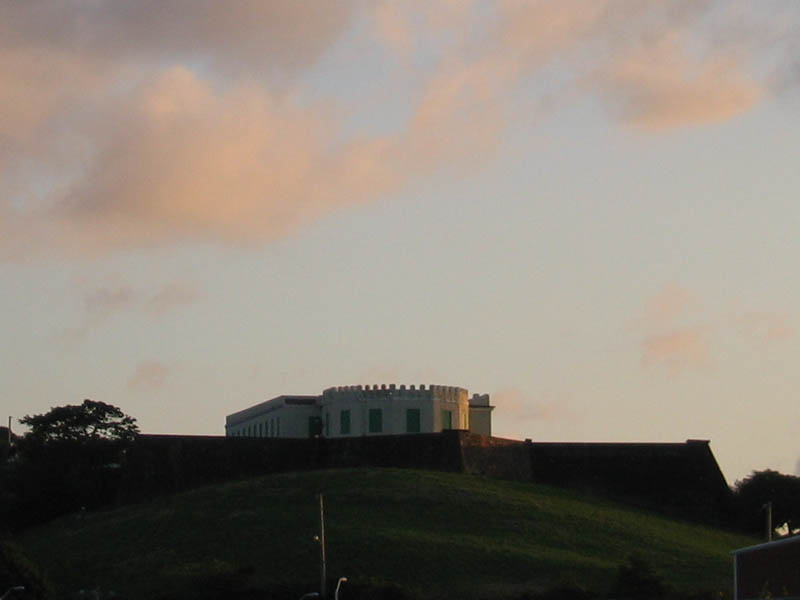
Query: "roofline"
529 440 707 447
226 395 319 426
732 534 800 555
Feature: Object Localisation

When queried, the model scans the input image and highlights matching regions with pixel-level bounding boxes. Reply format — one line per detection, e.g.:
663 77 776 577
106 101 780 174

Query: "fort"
118 383 734 525
225 384 494 439
121 431 733 525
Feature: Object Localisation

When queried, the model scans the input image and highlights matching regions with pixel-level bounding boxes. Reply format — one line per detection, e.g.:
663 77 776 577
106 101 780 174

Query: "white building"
225 384 494 439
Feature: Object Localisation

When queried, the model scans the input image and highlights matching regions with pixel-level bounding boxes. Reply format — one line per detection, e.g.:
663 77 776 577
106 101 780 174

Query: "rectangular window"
259 422 263 437
325 413 330 437
340 410 351 435
277 417 280 437
441 410 452 430
308 416 322 437
368 408 383 433
406 408 421 433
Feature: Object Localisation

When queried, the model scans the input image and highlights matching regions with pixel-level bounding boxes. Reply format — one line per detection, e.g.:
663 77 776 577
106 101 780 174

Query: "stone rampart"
118 432 732 525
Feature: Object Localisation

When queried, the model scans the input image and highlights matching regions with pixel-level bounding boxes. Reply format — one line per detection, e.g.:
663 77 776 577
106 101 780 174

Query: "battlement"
322 384 468 400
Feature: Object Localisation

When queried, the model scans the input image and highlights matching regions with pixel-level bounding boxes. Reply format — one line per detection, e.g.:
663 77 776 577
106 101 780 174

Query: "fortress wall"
118 435 321 501
458 433 532 481
320 431 464 471
119 433 732 525
529 441 734 524
120 432 466 501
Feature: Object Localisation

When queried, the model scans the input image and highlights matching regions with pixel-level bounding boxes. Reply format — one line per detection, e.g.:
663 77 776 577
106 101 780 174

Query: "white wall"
226 400 318 438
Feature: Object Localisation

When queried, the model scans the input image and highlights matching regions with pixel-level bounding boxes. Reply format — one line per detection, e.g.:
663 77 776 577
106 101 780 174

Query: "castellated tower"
320 384 472 438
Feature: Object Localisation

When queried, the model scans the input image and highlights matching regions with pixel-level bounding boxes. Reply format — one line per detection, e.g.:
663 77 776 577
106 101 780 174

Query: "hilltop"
15 468 754 599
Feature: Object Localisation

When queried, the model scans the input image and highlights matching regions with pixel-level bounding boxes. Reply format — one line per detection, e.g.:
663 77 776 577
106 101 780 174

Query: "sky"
2 0 799 485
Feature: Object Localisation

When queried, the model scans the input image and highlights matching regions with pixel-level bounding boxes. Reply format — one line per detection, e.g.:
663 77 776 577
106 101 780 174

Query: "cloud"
731 312 793 343
637 285 794 374
61 280 200 341
3 1 798 259
148 283 200 316
642 327 712 374
643 283 699 326
5 66 399 257
596 34 761 130
373 3 414 56
127 361 171 391
0 1 353 76
84 285 137 315
60 284 137 342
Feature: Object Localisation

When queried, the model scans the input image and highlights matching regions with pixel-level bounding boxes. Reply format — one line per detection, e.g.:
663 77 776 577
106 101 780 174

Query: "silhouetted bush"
339 578 414 600
607 555 670 600
0 540 54 600
538 583 597 600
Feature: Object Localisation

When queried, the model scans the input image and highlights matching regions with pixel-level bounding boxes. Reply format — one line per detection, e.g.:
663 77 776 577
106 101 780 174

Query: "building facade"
225 384 494 439
733 535 800 600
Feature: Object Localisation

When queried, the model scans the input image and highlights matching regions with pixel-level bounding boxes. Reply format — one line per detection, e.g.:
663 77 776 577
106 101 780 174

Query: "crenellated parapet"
322 384 468 402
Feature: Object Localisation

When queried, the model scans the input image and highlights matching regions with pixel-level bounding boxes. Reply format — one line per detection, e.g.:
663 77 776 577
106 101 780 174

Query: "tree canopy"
733 469 800 535
20 400 139 444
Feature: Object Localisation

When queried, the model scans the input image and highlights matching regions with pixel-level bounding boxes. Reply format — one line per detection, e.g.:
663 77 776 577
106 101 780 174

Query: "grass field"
15 468 755 599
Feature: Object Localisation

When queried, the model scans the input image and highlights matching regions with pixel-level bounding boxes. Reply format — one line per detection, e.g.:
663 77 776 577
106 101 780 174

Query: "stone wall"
119 432 732 525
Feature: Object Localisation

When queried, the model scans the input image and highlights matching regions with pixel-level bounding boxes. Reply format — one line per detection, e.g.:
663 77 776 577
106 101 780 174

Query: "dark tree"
733 469 800 535
3 401 139 530
20 399 138 444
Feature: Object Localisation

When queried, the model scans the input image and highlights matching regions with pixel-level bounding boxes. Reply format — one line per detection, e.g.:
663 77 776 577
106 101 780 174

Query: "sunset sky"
2 1 799 484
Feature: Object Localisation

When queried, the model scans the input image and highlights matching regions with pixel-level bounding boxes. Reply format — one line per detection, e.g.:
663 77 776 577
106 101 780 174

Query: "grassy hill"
15 468 755 599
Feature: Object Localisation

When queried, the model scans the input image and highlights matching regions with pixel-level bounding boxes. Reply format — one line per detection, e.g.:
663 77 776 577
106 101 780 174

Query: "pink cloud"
732 312 794 342
127 361 171 391
642 327 711 374
7 66 400 257
643 283 699 326
2 2 797 259
596 34 761 130
636 284 794 374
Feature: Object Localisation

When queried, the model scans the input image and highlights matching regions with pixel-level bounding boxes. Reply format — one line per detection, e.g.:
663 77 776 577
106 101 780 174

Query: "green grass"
15 469 755 599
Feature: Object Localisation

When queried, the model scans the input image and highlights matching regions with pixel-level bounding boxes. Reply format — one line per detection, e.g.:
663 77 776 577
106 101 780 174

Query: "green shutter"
368 409 383 433
406 409 421 433
340 410 351 435
441 410 452 430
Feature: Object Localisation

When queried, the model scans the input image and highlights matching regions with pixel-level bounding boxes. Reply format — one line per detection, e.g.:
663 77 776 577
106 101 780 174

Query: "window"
441 410 452 430
325 413 330 437
368 408 383 433
340 410 351 435
406 408 421 433
259 422 263 437
277 417 280 437
308 416 322 437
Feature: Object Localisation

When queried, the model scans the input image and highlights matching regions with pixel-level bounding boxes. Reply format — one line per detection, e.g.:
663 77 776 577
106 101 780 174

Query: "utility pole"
318 493 327 599
764 501 773 542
